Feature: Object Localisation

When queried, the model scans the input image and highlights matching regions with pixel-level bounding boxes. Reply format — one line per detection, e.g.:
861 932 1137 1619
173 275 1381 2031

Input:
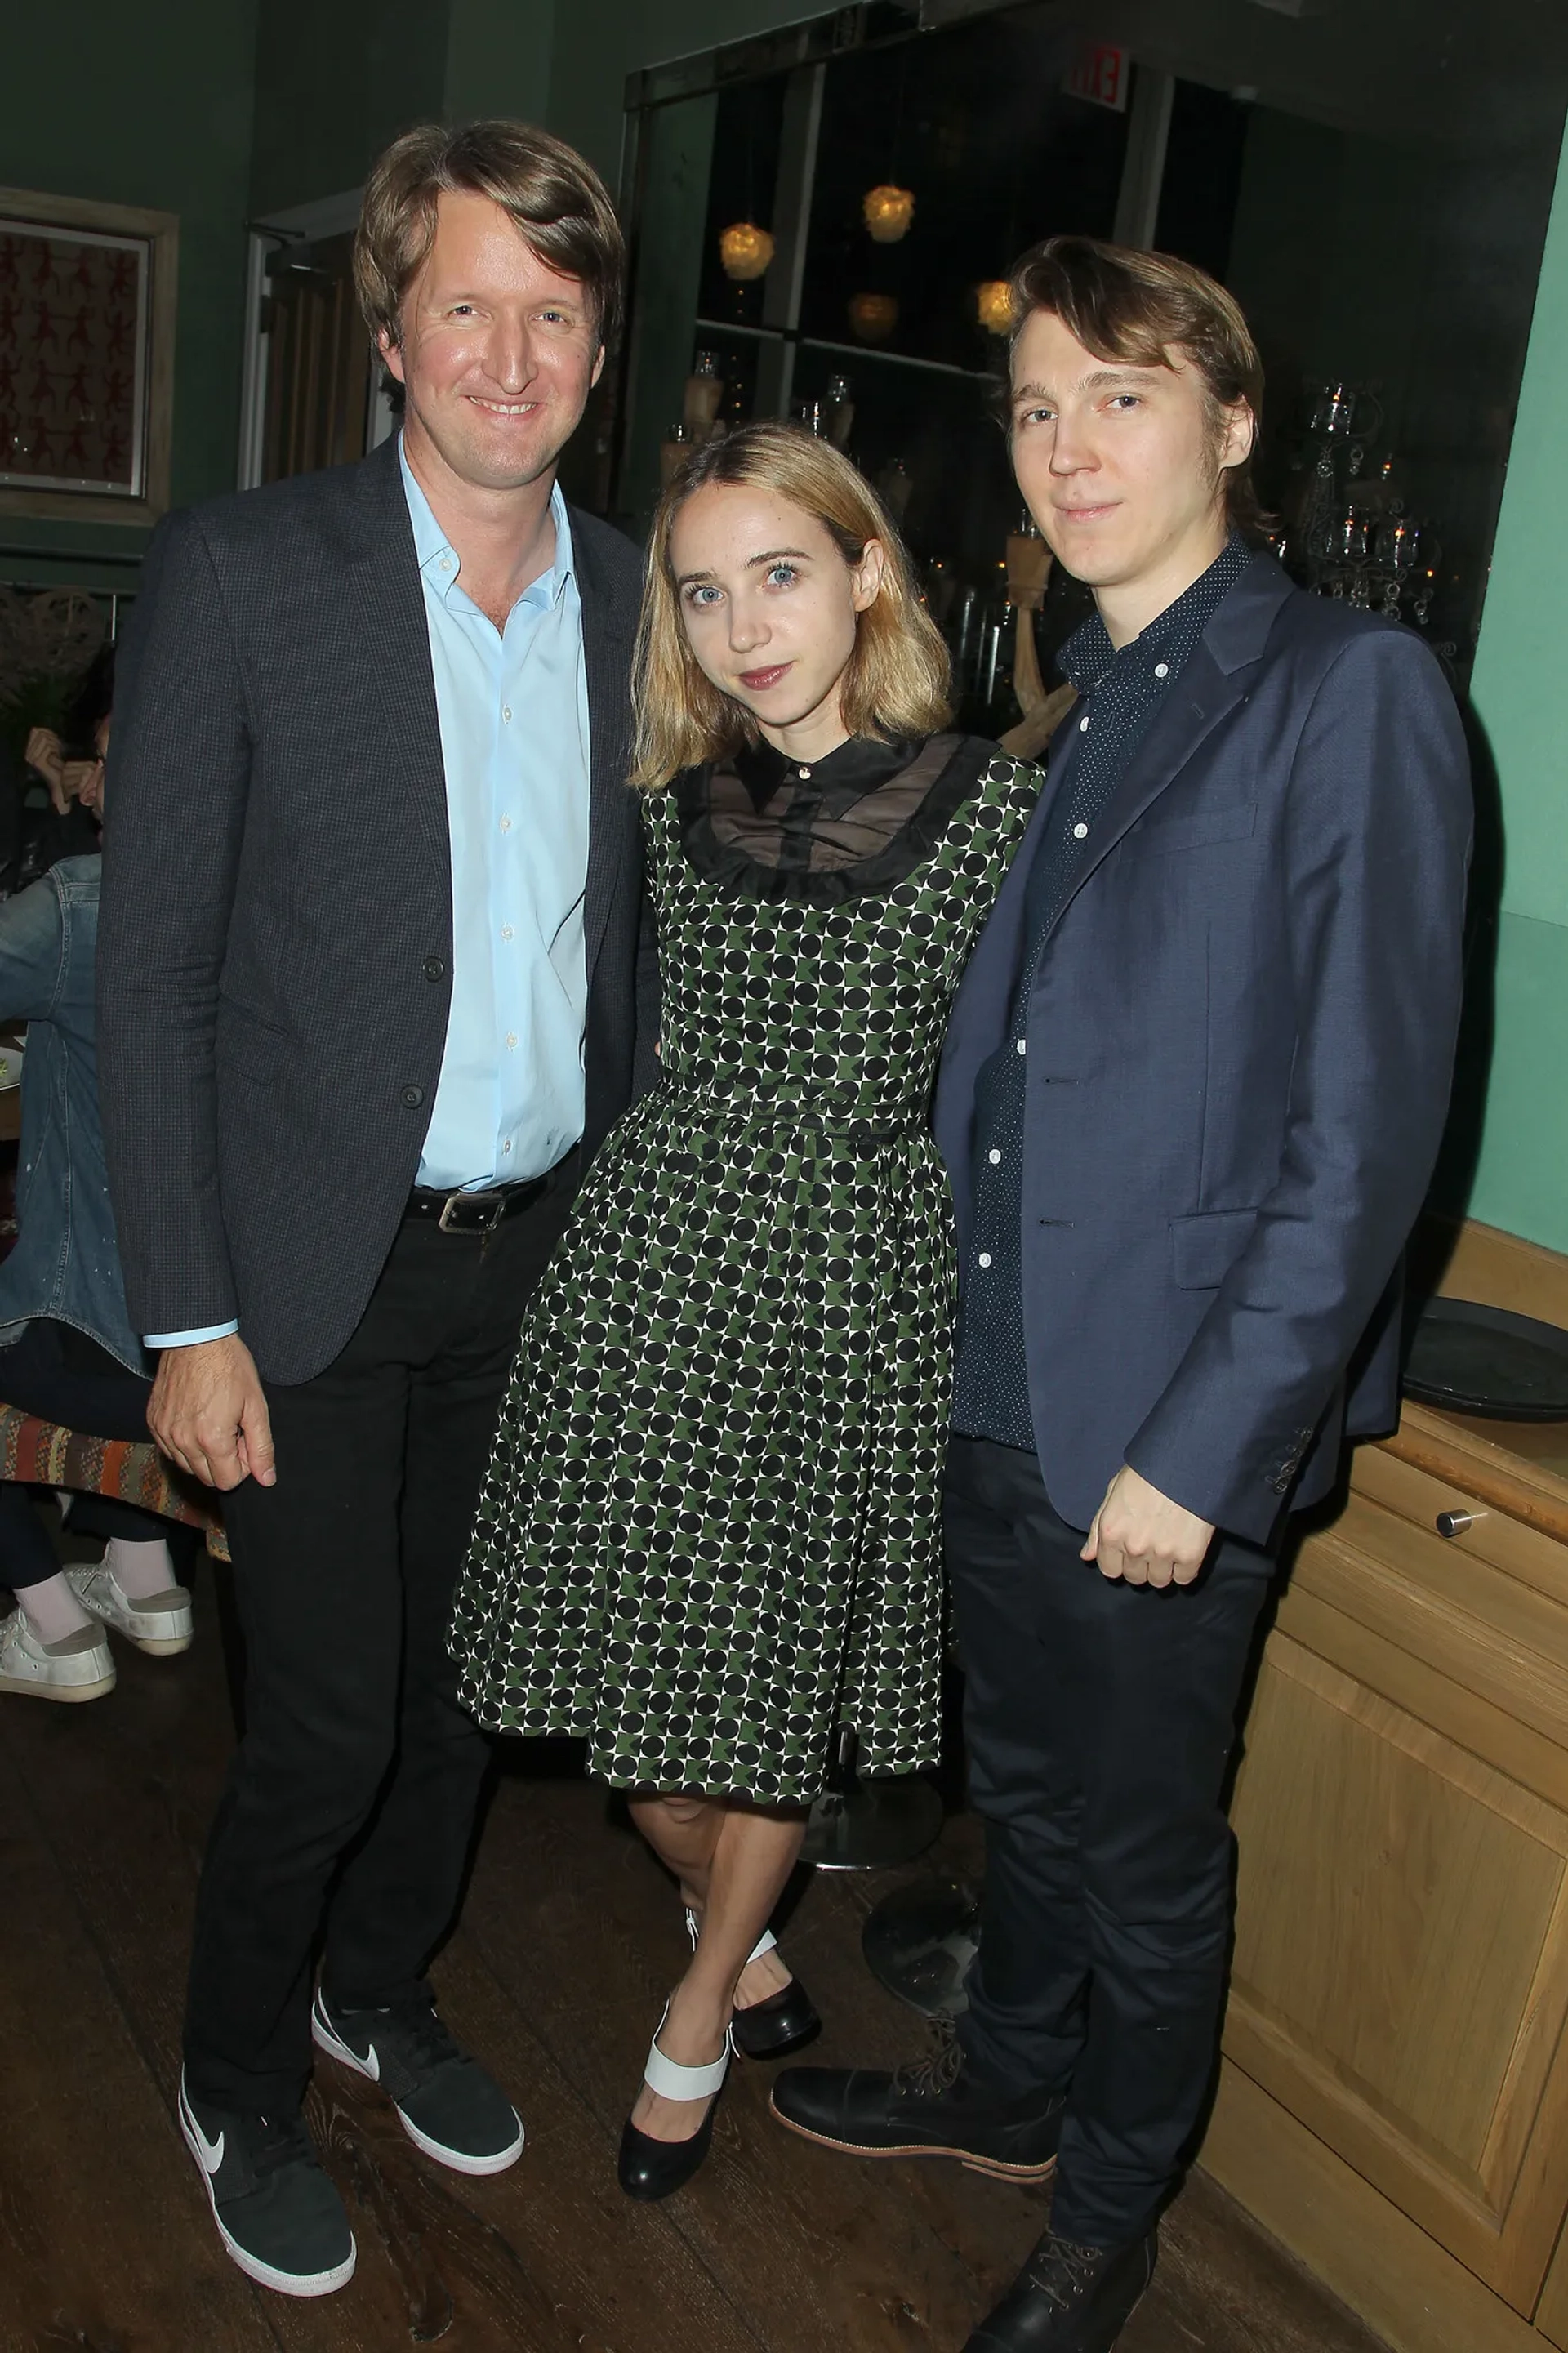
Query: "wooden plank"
0 1598 751 2353
1201 2062 1545 2353
0 1709 281 2353
462 1767 1037 2353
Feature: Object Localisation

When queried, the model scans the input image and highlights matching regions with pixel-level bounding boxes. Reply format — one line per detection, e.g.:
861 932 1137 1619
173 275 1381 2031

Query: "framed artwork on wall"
0 186 177 526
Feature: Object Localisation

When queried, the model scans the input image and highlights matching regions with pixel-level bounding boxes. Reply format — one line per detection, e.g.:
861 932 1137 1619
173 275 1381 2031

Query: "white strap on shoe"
684 1905 777 1964
643 2002 733 2101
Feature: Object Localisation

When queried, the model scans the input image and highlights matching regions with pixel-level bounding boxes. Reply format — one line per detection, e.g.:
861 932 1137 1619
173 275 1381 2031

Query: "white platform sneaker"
68 1559 194 1656
0 1607 115 1701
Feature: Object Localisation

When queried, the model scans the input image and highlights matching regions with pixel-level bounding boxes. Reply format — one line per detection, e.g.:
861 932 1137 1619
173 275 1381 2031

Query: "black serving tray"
1403 1297 1568 1422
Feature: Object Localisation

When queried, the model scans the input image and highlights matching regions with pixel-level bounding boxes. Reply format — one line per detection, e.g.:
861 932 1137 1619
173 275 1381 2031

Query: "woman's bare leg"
628 1798 808 2142
630 1792 794 2004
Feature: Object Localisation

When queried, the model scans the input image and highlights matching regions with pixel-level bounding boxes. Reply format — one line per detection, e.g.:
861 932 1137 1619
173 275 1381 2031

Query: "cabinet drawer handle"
1436 1509 1482 1539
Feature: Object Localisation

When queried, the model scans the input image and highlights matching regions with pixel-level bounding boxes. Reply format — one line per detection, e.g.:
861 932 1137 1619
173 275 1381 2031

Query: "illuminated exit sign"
1064 44 1129 111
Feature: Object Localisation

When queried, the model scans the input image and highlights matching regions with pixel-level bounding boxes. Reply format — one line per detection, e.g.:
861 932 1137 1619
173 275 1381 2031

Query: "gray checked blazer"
96 435 657 1385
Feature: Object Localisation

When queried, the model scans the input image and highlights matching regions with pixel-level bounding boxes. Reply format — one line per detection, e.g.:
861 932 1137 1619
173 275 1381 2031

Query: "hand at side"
1083 1464 1214 1589
149 1334 276 1491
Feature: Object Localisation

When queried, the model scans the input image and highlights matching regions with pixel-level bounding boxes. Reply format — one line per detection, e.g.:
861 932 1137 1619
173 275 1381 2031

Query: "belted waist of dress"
655 1068 929 1139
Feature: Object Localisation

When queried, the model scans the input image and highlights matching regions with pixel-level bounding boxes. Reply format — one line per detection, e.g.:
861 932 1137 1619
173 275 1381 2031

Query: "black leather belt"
405 1175 550 1234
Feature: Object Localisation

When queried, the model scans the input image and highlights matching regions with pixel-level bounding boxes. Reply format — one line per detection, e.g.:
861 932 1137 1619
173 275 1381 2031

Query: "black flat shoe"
732 1973 822 2060
684 1906 822 2061
617 2003 731 2202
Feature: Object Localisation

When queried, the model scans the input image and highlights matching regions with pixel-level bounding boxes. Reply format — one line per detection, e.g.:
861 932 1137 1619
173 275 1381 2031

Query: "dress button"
1072 822 1088 840
401 1084 425 1109
1015 1038 1027 1056
1079 714 1090 732
988 1148 1002 1165
422 956 447 982
798 765 812 779
1154 662 1169 680
978 1251 992 1268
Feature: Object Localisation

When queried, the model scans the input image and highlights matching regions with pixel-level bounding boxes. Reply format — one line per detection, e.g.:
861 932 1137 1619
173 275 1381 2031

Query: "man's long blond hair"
631 422 952 790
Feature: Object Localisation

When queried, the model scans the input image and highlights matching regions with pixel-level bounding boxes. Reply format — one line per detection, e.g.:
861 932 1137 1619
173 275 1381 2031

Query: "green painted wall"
1 0 259 578
249 0 450 219
1462 123 1568 1252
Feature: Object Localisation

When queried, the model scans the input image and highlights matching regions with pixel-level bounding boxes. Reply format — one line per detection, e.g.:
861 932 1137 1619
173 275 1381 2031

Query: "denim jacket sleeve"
0 874 65 1023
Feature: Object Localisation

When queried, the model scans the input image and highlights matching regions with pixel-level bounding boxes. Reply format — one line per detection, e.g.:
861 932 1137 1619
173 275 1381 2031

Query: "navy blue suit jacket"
934 551 1472 1545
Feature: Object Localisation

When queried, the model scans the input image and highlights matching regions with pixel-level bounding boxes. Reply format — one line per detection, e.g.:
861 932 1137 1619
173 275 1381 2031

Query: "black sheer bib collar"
674 732 1003 906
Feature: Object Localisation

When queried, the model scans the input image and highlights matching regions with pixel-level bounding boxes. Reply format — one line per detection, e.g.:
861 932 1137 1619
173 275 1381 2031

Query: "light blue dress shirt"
147 439 592 1349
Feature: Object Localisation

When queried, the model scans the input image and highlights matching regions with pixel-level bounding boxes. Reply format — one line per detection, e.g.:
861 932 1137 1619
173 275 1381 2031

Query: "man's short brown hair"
1008 235 1267 537
354 120 625 354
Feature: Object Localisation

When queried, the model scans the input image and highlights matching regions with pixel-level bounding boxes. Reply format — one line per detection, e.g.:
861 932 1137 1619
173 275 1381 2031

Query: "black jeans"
182 1170 574 2110
946 1435 1277 2247
0 1321 198 1589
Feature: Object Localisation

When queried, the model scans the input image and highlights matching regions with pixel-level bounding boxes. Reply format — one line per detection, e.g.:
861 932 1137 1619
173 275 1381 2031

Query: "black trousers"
0 1321 198 1589
182 1169 574 2110
946 1435 1277 2246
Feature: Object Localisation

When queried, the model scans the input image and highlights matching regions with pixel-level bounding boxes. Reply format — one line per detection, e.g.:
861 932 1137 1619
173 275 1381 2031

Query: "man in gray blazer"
97 123 656 2297
773 238 1472 2351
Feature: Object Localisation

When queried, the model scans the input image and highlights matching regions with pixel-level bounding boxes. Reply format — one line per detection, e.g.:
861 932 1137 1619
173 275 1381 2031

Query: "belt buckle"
438 1188 505 1234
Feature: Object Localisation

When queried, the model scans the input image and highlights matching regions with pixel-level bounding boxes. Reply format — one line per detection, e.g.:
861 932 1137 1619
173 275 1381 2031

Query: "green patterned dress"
448 731 1040 1804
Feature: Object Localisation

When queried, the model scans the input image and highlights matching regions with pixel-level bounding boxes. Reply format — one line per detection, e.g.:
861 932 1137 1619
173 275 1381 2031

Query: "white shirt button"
1079 714 1090 732
798 765 812 778
502 706 512 722
988 1148 1002 1165
1154 661 1169 679
1016 1038 1027 1056
1072 821 1089 840
506 1032 517 1050
439 556 452 572
502 1139 513 1155
501 924 514 941
978 1251 992 1268
499 815 512 834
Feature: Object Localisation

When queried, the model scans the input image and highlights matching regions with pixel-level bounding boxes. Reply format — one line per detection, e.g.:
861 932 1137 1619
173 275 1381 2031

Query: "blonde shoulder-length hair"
630 421 952 790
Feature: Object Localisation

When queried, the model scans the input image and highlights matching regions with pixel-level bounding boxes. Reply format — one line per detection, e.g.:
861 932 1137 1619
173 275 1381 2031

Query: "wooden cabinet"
1200 1221 1568 2353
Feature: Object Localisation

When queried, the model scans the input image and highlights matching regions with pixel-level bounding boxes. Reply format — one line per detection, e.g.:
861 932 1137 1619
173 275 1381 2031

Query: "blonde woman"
448 421 1040 2197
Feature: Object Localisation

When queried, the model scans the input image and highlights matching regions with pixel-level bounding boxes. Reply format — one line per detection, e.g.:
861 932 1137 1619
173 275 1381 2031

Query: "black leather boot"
964 2225 1157 2351
770 2022 1062 2181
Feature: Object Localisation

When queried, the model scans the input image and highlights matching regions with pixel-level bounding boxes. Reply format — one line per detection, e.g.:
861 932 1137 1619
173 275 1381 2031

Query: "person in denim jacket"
0 671 198 1701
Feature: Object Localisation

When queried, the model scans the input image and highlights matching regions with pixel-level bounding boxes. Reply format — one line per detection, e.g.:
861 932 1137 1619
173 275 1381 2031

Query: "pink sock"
105 1537 178 1599
18 1571 94 1645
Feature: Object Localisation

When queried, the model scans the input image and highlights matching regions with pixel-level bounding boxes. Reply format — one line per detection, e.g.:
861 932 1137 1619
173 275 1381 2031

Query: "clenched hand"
1083 1464 1214 1589
149 1334 276 1491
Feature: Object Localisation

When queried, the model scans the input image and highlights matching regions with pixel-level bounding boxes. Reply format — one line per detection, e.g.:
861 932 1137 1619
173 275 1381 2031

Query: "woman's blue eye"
684 585 722 608
766 563 798 587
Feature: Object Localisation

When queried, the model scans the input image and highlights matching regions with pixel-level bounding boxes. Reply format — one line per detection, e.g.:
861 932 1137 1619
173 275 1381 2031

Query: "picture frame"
0 185 178 527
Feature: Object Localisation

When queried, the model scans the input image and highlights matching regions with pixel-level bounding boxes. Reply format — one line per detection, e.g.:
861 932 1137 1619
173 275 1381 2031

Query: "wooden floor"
0 1550 1391 2353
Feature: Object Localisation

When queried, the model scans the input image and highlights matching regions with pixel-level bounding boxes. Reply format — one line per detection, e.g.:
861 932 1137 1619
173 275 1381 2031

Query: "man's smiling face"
1009 305 1252 601
380 188 604 495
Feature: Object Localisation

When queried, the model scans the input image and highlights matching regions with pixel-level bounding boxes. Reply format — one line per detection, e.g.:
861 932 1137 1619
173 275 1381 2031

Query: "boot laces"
1024 2233 1107 2310
890 2017 965 2101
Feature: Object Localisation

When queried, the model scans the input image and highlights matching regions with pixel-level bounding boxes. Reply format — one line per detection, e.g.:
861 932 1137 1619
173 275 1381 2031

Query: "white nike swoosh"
359 2041 381 2083
185 2100 225 2176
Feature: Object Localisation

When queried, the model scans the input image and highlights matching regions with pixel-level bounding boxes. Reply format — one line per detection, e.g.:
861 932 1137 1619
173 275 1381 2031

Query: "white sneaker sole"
310 2000 525 2177
177 2087 357 2298
0 1664 115 1702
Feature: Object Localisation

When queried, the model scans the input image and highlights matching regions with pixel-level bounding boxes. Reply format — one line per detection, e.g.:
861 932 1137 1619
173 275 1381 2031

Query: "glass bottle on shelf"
683 352 725 442
823 375 855 451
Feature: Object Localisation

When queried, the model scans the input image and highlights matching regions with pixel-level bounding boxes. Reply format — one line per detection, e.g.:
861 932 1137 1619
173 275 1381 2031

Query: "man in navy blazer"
773 238 1472 2351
